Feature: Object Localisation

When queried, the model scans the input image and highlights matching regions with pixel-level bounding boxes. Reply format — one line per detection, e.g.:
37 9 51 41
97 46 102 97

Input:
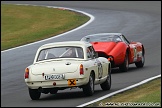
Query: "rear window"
37 46 84 61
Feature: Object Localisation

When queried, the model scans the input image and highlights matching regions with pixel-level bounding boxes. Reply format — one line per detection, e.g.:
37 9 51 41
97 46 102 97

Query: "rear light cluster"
80 64 84 75
25 68 29 79
108 56 114 61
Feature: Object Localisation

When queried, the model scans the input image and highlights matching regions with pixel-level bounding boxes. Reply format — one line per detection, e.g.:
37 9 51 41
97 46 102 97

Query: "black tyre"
100 65 111 90
135 50 145 68
119 52 129 72
28 88 41 100
83 73 94 96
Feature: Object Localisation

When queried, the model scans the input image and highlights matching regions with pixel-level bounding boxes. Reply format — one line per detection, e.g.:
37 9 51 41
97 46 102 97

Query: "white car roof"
86 33 123 36
39 41 92 49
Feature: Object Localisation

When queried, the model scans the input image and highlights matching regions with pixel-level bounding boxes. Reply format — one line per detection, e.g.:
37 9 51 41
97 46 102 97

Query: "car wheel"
135 50 145 68
83 72 94 96
28 88 41 100
100 65 111 90
119 52 129 72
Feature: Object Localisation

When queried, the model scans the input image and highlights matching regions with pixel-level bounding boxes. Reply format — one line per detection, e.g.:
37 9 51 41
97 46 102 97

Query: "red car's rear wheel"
119 52 129 72
135 50 145 68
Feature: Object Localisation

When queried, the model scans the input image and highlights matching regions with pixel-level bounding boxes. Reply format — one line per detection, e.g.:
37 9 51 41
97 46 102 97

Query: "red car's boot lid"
91 42 116 53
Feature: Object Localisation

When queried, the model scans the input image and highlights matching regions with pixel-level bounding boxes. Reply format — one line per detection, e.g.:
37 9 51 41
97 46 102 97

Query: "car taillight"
108 56 113 61
80 64 84 75
25 68 29 79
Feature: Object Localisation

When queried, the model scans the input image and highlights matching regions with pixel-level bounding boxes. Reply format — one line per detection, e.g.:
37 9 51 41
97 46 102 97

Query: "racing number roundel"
98 63 103 79
132 45 137 61
96 59 103 79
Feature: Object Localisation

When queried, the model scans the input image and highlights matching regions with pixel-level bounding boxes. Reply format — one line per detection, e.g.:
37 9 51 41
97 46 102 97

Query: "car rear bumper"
26 77 89 89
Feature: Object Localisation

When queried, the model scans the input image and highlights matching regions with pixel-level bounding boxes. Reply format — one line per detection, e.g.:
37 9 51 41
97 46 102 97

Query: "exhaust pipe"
38 87 43 92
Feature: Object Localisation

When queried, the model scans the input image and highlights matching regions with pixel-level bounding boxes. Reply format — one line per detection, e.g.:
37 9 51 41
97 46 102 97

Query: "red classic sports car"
81 33 145 72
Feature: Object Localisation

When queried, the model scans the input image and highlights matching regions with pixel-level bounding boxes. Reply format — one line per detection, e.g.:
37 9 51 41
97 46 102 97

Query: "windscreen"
81 35 122 42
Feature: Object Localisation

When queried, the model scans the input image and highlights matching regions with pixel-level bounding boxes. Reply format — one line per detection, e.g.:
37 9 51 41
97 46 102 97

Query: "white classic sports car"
24 41 111 100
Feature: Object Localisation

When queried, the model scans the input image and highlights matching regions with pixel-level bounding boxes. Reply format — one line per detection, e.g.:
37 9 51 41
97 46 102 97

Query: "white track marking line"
1 4 95 53
77 74 161 107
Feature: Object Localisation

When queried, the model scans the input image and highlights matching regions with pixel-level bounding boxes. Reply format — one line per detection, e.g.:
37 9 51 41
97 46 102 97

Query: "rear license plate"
45 74 64 80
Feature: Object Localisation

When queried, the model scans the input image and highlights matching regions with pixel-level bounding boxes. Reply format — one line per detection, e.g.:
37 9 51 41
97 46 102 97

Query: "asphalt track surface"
1 1 161 107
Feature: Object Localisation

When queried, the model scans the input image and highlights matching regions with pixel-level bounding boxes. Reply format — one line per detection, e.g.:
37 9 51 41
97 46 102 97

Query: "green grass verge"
1 4 90 51
86 78 161 107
